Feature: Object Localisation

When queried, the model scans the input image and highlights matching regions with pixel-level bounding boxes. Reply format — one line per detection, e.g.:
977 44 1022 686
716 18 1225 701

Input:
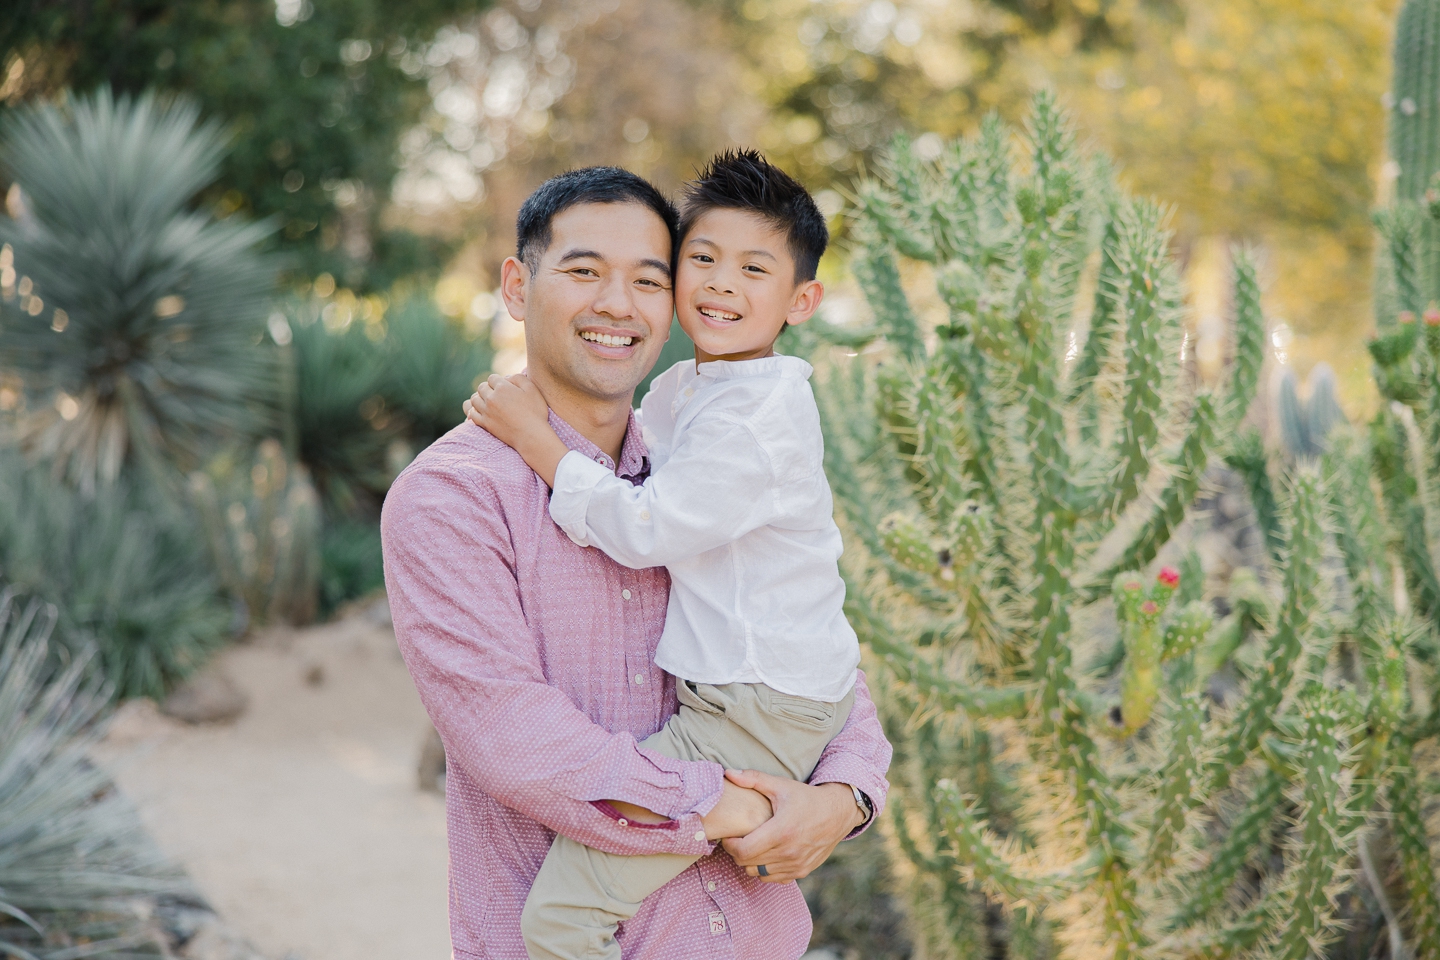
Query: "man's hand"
463 374 569 486
720 771 867 883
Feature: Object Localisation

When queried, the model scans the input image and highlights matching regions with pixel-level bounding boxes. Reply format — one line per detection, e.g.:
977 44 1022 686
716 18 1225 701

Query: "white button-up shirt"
548 355 859 703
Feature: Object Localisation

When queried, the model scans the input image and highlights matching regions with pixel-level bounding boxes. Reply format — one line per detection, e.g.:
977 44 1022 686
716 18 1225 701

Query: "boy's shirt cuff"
549 449 610 546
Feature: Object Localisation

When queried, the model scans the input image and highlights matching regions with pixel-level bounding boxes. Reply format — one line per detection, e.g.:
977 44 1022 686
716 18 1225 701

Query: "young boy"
465 150 863 960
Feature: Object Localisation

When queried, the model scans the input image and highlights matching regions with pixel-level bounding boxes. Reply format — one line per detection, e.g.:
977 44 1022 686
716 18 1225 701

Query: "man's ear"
784 279 824 328
499 256 529 322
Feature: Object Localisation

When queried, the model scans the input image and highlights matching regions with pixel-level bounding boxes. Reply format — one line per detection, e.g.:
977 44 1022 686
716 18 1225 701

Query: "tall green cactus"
189 439 321 627
816 94 1440 959
1388 0 1440 312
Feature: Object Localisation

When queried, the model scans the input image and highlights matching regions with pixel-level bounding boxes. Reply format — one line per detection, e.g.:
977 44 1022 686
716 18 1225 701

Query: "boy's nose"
706 277 735 296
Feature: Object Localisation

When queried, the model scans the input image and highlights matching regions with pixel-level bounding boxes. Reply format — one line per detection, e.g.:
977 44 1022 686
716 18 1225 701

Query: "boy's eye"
691 253 713 263
744 264 767 274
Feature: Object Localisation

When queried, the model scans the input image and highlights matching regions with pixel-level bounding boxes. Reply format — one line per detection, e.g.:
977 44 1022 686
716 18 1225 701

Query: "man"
381 166 892 960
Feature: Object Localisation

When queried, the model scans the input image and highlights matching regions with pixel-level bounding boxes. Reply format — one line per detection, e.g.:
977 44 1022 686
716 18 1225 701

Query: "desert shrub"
0 587 191 958
0 88 276 492
0 452 230 699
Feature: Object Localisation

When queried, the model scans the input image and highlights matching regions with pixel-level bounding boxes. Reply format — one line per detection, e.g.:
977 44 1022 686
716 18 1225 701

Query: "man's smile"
579 330 636 346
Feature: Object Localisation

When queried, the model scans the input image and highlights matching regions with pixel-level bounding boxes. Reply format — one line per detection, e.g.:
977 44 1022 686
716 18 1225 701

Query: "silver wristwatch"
850 784 874 827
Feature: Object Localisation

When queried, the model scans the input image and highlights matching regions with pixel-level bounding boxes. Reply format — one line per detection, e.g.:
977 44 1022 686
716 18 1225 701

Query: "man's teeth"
581 331 634 346
700 307 741 321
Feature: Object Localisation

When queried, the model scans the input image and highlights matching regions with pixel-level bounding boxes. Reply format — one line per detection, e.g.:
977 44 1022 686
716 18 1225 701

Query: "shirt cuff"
810 762 887 839
549 450 611 546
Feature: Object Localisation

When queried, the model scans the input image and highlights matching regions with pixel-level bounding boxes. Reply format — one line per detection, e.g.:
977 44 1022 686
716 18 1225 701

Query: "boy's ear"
784 279 824 328
500 256 529 322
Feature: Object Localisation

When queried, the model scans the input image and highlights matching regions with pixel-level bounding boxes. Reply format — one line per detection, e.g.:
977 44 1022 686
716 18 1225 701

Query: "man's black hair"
678 149 828 283
515 166 679 273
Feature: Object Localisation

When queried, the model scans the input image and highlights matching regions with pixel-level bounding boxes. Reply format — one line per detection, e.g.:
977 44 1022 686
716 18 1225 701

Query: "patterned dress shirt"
381 413 893 960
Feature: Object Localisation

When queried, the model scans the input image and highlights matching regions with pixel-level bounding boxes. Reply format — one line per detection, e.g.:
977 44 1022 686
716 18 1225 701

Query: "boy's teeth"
581 331 634 346
700 308 740 321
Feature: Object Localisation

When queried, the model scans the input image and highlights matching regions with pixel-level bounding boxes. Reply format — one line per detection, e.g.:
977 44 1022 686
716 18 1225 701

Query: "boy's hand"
463 374 569 487
464 373 549 447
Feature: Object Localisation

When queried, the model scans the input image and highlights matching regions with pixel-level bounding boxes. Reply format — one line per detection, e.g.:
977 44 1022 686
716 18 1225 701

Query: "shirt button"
618 818 629 826
621 588 632 600
634 674 645 685
594 454 606 464
640 510 650 521
684 387 695 397
694 830 706 842
707 881 717 892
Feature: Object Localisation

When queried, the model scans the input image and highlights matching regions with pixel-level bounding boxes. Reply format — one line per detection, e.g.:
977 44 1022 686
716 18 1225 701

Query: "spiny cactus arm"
1271 689 1354 960
1219 249 1266 426
890 793 948 874
858 178 936 264
865 630 1030 719
1397 402 1440 596
936 780 1060 910
1388 736 1440 958
1322 435 1392 634
1169 767 1286 931
1224 429 1285 569
1083 394 1219 597
1371 408 1440 628
1103 201 1173 520
1065 214 1123 404
851 232 925 362
1209 471 1325 793
1144 691 1204 873
1162 602 1213 662
1375 204 1424 318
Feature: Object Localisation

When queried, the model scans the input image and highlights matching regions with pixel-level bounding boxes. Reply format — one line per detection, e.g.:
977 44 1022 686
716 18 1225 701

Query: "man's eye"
571 268 598 277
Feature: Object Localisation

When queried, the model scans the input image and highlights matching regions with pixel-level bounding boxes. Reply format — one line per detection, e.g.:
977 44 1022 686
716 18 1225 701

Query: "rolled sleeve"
808 669 892 838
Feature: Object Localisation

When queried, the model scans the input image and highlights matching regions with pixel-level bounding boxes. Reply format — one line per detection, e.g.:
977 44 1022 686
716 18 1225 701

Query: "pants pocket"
765 692 835 728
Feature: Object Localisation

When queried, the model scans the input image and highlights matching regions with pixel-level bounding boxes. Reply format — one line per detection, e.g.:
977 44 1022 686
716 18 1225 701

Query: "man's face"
505 201 674 404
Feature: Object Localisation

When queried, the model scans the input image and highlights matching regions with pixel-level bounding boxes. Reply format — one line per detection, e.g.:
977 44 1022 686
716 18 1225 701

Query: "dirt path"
92 604 452 960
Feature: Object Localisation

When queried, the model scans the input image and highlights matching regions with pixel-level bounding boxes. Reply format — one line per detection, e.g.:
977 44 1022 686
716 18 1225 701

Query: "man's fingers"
724 768 786 801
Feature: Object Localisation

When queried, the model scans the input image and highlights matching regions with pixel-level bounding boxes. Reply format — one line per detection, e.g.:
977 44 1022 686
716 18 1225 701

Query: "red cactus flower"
1426 308 1440 326
1141 600 1159 615
1401 310 1417 324
1157 566 1180 588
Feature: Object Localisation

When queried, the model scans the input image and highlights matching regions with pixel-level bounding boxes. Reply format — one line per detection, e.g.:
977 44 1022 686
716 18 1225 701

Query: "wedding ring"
756 864 768 877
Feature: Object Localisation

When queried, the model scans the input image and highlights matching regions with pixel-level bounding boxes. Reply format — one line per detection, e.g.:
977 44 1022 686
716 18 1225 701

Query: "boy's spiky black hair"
678 150 828 283
516 166 678 273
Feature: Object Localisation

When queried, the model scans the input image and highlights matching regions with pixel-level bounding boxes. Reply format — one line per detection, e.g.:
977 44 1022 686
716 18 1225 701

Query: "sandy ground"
92 604 452 960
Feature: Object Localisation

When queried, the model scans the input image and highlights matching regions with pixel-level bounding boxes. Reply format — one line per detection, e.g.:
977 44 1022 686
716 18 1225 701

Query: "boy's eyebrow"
685 236 779 262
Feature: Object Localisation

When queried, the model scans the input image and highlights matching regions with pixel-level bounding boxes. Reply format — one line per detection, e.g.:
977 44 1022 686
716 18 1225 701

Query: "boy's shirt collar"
693 353 813 381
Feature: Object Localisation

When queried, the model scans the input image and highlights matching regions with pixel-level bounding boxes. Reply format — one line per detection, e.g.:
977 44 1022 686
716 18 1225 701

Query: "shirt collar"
694 354 813 381
548 410 650 481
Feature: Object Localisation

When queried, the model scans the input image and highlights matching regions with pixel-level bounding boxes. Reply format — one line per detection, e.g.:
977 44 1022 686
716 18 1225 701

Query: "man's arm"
383 457 742 858
722 669 893 882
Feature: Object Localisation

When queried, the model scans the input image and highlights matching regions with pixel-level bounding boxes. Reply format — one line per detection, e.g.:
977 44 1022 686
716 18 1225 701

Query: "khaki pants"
521 680 855 960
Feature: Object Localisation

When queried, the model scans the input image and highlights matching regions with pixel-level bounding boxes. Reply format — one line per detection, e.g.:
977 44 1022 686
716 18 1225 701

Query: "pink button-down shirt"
382 414 892 960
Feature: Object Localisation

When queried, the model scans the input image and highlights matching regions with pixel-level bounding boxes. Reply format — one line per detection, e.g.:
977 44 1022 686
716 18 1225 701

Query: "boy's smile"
676 208 823 364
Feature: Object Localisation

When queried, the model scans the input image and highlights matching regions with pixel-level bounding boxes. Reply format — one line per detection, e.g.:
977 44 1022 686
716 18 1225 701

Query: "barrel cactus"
815 93 1440 959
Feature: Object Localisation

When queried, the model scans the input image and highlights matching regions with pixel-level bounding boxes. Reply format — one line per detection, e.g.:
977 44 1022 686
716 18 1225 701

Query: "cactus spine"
816 94 1440 959
190 439 321 626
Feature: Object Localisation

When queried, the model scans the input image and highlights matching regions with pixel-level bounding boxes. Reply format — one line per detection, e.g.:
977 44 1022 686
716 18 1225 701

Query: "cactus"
814 94 1440 959
1389 0 1440 309
1275 363 1345 459
190 439 321 627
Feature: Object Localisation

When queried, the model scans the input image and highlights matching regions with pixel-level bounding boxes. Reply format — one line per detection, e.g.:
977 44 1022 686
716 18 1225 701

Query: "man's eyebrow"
555 248 605 265
638 257 672 277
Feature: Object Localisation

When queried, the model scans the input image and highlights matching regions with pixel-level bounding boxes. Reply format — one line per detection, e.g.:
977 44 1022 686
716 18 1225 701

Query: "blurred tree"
0 0 490 289
696 0 1178 191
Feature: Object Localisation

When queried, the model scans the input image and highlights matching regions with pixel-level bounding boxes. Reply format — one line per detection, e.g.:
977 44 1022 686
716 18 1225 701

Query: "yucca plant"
0 586 192 959
0 88 277 491
813 93 1440 959
284 304 399 514
190 438 322 627
380 295 493 450
0 450 230 699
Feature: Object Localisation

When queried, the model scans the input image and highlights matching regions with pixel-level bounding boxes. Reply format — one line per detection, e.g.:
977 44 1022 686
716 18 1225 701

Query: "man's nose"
591 274 635 320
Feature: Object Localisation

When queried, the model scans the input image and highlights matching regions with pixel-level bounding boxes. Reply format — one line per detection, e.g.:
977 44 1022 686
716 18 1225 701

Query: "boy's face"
674 208 823 365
